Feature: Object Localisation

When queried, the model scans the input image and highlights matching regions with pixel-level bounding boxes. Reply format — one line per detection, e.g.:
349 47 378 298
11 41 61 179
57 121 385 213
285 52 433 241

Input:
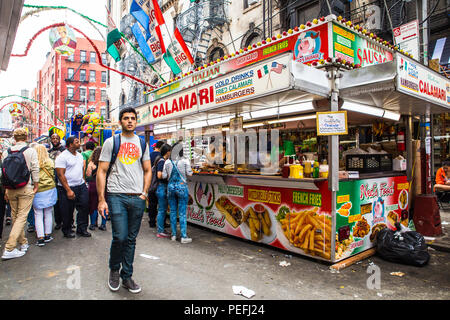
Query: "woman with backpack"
153 144 171 238
32 144 58 246
86 146 107 231
162 141 193 243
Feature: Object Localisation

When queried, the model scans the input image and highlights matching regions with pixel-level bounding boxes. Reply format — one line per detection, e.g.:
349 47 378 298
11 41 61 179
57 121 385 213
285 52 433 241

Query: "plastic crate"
345 154 392 173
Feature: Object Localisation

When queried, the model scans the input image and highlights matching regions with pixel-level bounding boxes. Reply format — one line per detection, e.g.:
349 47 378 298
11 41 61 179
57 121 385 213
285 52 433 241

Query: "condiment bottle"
313 161 320 178
304 161 312 178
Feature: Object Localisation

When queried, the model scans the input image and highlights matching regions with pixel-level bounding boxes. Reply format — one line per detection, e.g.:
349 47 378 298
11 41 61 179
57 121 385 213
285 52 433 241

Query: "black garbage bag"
376 225 430 267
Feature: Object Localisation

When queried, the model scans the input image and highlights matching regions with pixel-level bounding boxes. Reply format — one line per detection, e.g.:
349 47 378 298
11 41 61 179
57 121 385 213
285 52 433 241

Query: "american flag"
271 62 286 74
196 183 203 201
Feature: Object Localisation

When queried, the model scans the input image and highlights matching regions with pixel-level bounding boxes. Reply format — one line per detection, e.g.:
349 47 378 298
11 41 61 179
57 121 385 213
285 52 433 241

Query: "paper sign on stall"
316 111 348 136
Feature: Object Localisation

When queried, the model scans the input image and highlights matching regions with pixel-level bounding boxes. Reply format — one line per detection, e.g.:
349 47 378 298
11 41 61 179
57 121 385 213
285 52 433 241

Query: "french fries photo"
278 207 332 260
243 205 273 242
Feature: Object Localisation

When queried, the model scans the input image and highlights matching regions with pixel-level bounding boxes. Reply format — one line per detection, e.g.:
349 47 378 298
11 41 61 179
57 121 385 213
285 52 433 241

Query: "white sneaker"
20 244 30 252
181 237 192 244
2 248 26 260
171 236 177 241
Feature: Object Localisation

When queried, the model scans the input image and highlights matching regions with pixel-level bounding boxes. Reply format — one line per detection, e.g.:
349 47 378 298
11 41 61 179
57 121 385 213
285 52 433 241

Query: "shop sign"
397 55 450 108
316 111 348 136
293 23 329 64
187 176 333 261
148 23 329 101
198 54 291 111
335 176 410 260
332 23 393 67
137 86 214 124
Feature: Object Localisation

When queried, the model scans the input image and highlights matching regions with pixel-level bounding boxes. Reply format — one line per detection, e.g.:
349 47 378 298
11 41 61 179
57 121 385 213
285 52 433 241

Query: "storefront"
136 15 450 263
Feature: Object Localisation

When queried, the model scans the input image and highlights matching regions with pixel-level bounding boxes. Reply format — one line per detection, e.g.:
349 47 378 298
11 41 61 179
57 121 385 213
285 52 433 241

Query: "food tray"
345 154 392 173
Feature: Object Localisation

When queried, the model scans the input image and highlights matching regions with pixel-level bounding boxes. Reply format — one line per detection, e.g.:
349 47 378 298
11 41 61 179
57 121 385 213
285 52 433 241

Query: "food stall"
135 15 450 262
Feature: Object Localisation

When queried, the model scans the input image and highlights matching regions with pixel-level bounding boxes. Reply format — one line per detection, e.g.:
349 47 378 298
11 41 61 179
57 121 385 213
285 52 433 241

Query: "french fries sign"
187 176 334 261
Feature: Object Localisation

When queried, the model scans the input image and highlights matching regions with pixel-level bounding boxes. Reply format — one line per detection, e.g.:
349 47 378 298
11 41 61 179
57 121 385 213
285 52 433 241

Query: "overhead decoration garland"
10 22 156 89
21 4 165 83
0 95 64 125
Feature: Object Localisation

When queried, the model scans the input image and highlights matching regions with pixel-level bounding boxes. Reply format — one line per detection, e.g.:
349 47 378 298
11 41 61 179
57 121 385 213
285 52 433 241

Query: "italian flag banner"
257 65 269 78
151 0 194 75
106 10 126 62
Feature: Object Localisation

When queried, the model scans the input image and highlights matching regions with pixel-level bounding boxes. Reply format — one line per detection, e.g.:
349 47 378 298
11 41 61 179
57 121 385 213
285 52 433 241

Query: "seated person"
434 160 450 202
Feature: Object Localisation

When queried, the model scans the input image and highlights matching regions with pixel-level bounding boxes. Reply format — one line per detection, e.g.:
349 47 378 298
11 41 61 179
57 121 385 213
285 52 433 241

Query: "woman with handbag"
162 142 193 243
32 144 58 246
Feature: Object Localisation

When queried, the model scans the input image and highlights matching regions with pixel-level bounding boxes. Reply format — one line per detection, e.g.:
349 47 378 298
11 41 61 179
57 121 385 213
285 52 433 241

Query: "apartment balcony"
65 55 90 64
64 77 89 83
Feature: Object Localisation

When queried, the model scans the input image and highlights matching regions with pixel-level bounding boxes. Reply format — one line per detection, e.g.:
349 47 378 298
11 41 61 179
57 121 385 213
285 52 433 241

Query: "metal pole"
327 66 340 262
405 115 413 181
422 0 429 65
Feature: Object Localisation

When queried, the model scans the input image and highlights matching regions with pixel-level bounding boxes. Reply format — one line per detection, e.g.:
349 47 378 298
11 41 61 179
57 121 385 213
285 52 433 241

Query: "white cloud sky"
0 0 107 98
0 0 107 129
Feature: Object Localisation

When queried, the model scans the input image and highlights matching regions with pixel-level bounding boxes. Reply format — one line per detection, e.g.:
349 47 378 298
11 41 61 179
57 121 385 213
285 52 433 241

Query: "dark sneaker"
27 225 35 233
122 277 141 294
98 225 107 231
108 270 120 292
36 238 45 247
5 217 11 225
44 235 54 243
54 223 62 230
88 224 96 231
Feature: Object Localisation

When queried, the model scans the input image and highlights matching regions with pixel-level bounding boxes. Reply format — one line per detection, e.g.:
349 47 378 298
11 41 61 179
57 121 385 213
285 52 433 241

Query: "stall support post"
327 67 342 262
420 113 432 194
405 115 413 182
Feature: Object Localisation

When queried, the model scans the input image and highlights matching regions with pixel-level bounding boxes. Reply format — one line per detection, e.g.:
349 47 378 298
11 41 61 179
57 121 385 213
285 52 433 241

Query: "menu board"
187 177 333 261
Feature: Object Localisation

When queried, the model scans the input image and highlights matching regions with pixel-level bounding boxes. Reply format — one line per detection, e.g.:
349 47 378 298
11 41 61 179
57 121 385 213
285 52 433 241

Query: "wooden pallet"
330 248 376 271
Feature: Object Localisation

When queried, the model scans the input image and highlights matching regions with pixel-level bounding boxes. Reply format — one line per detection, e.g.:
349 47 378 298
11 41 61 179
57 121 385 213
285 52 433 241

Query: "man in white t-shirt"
97 107 152 294
55 136 91 238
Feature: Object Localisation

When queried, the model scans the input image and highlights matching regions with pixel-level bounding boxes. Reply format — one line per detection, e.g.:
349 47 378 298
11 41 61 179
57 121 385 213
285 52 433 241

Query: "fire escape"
177 0 230 68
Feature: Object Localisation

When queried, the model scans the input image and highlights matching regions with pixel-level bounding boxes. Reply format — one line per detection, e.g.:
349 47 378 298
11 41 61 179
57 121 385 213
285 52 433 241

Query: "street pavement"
0 210 449 301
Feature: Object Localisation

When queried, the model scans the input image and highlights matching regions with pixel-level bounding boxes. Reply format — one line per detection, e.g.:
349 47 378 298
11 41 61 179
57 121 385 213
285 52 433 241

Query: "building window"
100 108 106 117
68 54 74 61
68 68 74 79
101 71 107 83
89 89 96 102
89 70 96 82
67 87 74 99
208 47 225 64
101 53 107 64
80 69 86 81
80 88 86 101
67 106 74 119
101 90 107 102
121 0 128 14
295 2 320 26
80 50 87 62
90 51 96 63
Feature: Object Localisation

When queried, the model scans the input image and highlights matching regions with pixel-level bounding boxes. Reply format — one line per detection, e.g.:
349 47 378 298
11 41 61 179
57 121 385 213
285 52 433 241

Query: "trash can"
413 194 442 237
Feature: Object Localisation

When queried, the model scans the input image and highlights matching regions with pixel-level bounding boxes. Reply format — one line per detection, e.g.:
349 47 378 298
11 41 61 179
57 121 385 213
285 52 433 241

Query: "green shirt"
82 150 93 181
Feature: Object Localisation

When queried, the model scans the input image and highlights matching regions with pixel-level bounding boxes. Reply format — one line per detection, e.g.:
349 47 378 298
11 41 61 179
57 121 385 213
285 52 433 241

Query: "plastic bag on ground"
376 223 430 267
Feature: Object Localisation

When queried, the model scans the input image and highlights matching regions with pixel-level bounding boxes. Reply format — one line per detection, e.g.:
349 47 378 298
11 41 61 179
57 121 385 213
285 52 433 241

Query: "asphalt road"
1 214 449 301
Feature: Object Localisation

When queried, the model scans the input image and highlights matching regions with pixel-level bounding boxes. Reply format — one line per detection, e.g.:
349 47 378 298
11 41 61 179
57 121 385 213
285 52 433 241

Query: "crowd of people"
0 107 193 294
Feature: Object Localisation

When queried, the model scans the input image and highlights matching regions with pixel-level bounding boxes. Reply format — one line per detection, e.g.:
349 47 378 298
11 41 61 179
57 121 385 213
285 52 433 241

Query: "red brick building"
33 37 107 136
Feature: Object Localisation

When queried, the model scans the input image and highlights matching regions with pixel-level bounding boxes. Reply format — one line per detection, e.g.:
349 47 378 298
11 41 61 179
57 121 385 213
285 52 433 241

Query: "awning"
0 0 25 71
339 53 450 115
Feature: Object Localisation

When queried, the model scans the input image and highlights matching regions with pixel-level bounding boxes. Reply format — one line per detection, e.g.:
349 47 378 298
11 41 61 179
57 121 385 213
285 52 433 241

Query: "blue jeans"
167 182 189 238
107 193 146 280
156 183 168 234
90 210 107 226
27 207 35 227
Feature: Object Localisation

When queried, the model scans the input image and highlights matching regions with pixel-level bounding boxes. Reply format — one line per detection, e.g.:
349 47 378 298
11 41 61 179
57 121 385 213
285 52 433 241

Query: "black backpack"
149 155 164 193
1 146 31 189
